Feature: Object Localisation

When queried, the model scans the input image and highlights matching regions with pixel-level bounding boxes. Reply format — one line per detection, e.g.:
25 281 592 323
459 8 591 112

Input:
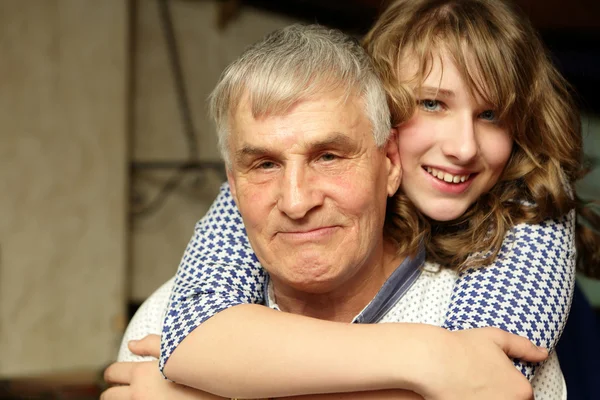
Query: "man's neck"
271 241 405 323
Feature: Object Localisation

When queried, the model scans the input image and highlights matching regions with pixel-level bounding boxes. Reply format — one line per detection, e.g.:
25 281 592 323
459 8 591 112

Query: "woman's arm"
104 359 422 400
104 357 422 400
160 183 266 372
109 340 423 400
114 299 423 400
442 210 576 380
103 360 227 400
119 324 541 400
159 183 547 398
165 307 542 399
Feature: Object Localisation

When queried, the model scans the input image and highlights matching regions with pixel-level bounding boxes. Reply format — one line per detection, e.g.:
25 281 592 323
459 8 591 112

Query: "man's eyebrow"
310 132 355 151
235 145 273 164
235 132 356 164
418 86 455 98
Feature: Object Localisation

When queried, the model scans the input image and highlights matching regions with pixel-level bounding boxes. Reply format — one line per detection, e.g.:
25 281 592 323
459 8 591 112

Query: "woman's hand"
412 327 546 400
127 334 161 358
101 335 226 400
127 327 545 400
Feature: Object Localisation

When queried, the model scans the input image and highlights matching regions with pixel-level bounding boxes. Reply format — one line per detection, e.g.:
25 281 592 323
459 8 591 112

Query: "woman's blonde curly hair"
364 0 600 276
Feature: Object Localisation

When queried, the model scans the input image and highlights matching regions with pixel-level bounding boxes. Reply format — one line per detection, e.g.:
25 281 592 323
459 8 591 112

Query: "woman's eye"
479 110 497 122
419 99 441 112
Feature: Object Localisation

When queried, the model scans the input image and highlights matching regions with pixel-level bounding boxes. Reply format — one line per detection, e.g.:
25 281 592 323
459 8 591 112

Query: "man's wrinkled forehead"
228 91 373 165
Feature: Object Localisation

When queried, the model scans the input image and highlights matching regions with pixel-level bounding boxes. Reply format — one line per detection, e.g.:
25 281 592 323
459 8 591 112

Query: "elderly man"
102 25 562 400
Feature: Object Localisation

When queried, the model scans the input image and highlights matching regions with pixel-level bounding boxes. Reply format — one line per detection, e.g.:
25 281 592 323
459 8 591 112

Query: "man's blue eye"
320 153 337 162
480 110 497 121
420 99 441 111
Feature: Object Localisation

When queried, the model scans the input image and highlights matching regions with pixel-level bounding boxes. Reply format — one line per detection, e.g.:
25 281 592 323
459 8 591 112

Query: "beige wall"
130 0 298 301
0 0 128 376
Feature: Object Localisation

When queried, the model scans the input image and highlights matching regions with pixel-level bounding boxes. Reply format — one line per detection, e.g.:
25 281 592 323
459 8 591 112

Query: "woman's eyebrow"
418 86 455 98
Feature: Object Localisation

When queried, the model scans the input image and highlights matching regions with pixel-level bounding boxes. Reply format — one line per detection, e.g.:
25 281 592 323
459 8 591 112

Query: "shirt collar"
263 246 425 323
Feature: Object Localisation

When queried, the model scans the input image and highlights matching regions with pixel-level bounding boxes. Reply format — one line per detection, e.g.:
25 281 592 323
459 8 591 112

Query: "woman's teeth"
425 167 470 183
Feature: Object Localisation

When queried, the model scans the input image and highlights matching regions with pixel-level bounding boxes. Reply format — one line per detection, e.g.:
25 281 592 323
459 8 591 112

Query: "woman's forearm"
163 305 545 400
164 304 433 398
278 389 423 400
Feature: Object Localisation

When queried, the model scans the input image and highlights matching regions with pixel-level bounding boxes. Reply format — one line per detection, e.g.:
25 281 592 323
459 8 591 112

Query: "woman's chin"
421 205 468 222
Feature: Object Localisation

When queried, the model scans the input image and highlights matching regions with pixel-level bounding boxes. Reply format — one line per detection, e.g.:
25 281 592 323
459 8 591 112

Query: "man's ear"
226 168 239 205
385 128 402 197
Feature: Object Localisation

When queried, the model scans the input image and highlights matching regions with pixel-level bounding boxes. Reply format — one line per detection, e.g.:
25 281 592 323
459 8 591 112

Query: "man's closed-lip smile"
277 226 340 243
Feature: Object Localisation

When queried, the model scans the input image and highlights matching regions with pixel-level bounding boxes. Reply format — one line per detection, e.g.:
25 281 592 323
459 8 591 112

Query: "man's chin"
285 279 342 294
273 266 346 294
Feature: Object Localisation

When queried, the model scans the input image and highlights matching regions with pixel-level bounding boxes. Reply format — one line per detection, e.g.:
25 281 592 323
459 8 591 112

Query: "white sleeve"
117 277 175 362
531 352 568 400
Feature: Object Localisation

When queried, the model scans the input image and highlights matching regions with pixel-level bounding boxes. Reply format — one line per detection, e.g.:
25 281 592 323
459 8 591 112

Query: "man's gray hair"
209 24 391 166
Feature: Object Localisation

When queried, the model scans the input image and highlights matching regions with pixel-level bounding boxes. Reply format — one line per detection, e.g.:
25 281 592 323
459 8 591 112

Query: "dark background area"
228 0 600 113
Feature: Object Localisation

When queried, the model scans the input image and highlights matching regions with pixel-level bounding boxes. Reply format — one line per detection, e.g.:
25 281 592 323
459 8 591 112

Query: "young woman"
108 0 600 399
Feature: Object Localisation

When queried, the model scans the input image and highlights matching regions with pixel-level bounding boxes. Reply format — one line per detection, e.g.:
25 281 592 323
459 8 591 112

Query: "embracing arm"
168 306 433 397
117 319 542 400
160 184 547 399
160 183 436 395
442 210 577 380
167 307 542 399
111 335 424 400
113 284 424 400
104 361 421 400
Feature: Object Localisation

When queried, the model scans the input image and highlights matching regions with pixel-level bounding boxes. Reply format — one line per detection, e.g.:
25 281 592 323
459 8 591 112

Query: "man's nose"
277 165 323 219
441 116 479 163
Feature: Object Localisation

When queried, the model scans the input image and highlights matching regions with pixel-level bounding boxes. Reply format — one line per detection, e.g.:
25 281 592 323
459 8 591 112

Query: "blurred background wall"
0 0 598 380
0 0 128 377
129 0 296 302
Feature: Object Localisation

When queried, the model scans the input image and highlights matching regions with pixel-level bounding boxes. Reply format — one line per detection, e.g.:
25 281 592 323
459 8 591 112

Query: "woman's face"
398 50 513 221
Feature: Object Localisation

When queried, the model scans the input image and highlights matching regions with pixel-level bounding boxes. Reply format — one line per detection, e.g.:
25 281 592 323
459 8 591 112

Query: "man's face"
227 90 401 295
